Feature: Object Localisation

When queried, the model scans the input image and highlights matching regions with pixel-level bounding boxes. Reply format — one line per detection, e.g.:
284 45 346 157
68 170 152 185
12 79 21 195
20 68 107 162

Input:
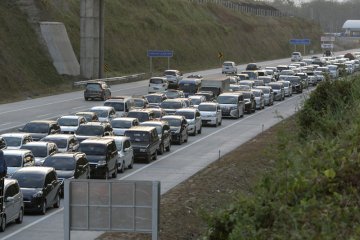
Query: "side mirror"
47 183 53 188
50 129 56 134
5 196 14 202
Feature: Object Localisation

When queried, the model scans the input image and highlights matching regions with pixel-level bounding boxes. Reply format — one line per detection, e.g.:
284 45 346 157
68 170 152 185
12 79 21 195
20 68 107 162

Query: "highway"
0 51 351 239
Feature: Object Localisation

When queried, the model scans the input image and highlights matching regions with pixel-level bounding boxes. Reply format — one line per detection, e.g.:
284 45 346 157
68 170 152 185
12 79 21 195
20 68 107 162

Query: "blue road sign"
147 50 173 58
289 39 311 45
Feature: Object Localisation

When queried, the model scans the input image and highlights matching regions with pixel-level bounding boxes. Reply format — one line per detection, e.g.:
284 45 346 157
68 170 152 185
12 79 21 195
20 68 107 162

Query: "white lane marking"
119 92 302 180
71 106 85 110
0 208 64 240
0 124 24 132
0 123 12 127
0 84 147 115
37 113 53 118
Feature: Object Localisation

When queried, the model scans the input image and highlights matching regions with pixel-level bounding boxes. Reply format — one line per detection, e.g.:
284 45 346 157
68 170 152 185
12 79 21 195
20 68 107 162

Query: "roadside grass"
1 0 322 102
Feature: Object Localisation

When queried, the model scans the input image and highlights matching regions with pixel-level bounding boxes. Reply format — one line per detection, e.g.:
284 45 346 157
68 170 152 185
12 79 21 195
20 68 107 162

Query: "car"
18 120 61 141
241 70 258 80
245 63 261 70
217 92 245 118
111 117 140 136
0 179 24 231
3 149 35 177
89 106 117 123
164 69 183 88
175 108 202 136
146 107 167 120
12 167 61 214
43 152 90 197
278 80 293 97
255 86 274 106
127 109 155 123
222 61 237 74
140 120 171 154
268 82 285 101
161 115 188 145
20 141 58 166
75 111 99 122
0 137 6 150
194 91 216 102
258 76 274 85
148 77 168 93
103 96 136 117
83 81 111 101
57 115 86 134
251 89 265 110
124 126 160 163
102 136 134 172
164 89 185 99
285 76 303 94
78 138 119 179
75 122 114 143
198 102 222 127
291 52 303 62
239 80 255 89
133 97 149 109
144 93 167 107
188 95 206 108
1 133 33 150
240 91 256 114
40 134 79 153
160 99 187 115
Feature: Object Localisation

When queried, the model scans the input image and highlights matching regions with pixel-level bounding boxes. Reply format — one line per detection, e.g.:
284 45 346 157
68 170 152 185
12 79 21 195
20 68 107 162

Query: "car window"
5 184 16 198
24 153 35 167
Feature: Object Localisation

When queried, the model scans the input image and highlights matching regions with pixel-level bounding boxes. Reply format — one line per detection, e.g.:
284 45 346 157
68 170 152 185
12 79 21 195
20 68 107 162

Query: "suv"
18 120 61 141
84 81 111 101
104 96 135 117
222 61 237 74
124 126 160 163
148 77 168 93
79 138 119 179
175 108 202 136
140 120 171 154
164 69 183 88
291 52 303 62
217 92 245 118
75 122 114 143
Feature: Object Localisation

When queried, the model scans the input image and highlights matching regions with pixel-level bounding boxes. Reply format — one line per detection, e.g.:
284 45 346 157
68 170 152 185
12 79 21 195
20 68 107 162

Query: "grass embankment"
0 0 322 102
207 76 360 239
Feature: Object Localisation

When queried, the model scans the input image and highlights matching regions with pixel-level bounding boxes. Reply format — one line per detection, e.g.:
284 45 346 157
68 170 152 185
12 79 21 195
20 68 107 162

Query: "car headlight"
33 191 43 198
97 160 107 166
210 113 217 117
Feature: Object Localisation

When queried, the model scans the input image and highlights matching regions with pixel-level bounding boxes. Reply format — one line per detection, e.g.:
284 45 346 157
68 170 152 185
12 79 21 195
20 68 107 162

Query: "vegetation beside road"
206 75 360 239
1 0 322 102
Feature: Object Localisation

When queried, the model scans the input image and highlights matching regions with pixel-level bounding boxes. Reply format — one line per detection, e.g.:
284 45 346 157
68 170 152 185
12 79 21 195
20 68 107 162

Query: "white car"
103 136 134 173
291 52 303 62
174 108 202 136
255 86 274 106
222 61 237 74
251 89 265 110
111 117 139 136
1 133 33 150
57 115 86 134
198 102 222 127
164 69 183 88
89 106 117 123
277 80 292 97
148 77 168 93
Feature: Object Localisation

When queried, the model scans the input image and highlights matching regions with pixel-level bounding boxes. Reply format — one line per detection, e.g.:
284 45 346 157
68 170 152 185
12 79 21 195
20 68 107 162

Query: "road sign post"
147 50 174 76
289 39 311 55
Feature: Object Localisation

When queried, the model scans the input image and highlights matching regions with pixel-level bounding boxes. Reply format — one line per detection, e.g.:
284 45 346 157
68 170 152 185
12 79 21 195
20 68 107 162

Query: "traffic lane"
121 90 306 194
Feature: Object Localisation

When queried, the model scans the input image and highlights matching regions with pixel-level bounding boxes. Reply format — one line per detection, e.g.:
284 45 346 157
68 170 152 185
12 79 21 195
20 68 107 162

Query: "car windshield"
242 92 251 99
160 101 182 109
253 91 262 97
91 109 109 118
270 84 281 90
3 136 22 147
198 105 216 112
163 118 182 127
127 112 149 122
258 88 270 94
165 91 180 99
76 125 104 136
124 132 150 143
217 96 238 104
21 145 47 157
76 113 94 122
23 122 49 134
42 138 67 148
111 120 132 128
145 95 162 103
141 124 162 135
86 83 101 91
58 118 78 127
4 155 22 167
104 102 124 111
79 143 107 155
43 156 76 171
176 111 195 120
134 99 145 108
179 83 197 93
13 172 44 188
150 78 164 84
164 71 176 76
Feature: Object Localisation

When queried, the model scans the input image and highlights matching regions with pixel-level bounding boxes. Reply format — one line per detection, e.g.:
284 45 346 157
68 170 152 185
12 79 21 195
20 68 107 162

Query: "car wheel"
84 97 89 101
178 136 182 145
166 142 171 152
54 194 60 208
153 151 158 161
146 154 152 163
41 201 47 215
112 163 118 178
192 127 197 136
119 161 125 173
158 144 164 155
16 208 24 224
105 170 109 180
184 133 188 143
0 215 6 232
128 157 134 169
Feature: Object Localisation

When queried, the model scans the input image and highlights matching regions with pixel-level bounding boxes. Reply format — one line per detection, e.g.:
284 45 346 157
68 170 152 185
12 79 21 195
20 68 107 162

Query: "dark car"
240 91 256 114
246 63 261 71
12 167 61 215
75 122 114 143
18 120 61 141
124 126 160 163
84 81 111 101
161 115 188 145
287 76 303 94
140 120 171 154
194 91 216 102
78 138 119 179
144 93 167 107
43 152 90 197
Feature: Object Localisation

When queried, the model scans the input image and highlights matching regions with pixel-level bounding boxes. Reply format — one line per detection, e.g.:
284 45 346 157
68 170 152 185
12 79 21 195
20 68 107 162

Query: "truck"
199 76 230 96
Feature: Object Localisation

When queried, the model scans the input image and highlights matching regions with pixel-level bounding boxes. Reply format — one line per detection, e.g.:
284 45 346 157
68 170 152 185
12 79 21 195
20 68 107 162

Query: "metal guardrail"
73 73 146 86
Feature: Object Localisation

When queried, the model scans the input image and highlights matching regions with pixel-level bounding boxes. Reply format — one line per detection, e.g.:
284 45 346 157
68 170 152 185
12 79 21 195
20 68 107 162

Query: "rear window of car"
86 83 101 91
43 156 76 171
79 143 107 156
150 78 164 84
127 112 150 122
76 125 104 136
198 104 216 112
164 71 176 76
223 62 233 67
125 131 150 143
23 122 49 133
104 102 125 111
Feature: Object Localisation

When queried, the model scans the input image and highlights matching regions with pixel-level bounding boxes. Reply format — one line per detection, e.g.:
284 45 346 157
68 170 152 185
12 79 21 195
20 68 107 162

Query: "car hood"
113 128 126 136
7 167 21 176
60 126 78 132
21 188 43 198
131 142 150 148
56 170 75 180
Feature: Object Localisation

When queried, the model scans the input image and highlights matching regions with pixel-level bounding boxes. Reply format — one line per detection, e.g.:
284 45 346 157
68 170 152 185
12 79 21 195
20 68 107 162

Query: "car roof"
76 111 97 115
28 120 57 124
22 141 51 147
175 108 197 112
81 137 114 144
189 95 204 99
162 115 184 120
82 122 107 126
1 132 31 138
90 106 114 111
124 126 156 132
140 120 168 126
42 134 75 140
199 102 217 106
59 115 81 119
3 149 32 155
49 152 83 158
102 136 131 142
111 117 137 122
14 166 54 175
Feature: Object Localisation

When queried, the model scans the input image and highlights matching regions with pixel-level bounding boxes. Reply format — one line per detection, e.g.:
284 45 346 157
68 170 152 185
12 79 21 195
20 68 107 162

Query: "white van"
148 77 168 93
222 61 237 74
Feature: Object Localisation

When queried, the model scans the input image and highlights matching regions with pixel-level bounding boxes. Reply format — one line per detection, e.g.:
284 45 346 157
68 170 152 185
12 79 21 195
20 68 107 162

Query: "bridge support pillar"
80 0 104 79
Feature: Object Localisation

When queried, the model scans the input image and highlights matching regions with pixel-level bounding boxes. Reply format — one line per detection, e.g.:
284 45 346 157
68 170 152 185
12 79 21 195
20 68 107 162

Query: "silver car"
198 102 222 127
255 86 274 106
0 179 24 232
57 115 86 134
174 108 202 136
1 133 33 150
251 89 265 110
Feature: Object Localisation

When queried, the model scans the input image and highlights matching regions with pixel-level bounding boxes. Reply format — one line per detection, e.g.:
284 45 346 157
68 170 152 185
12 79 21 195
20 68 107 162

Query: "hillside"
0 0 322 102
